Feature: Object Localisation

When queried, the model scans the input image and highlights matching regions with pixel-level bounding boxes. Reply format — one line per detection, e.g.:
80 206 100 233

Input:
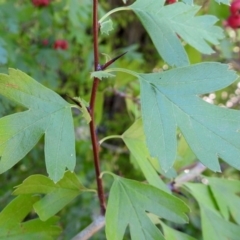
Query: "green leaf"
122 119 170 193
161 221 197 240
0 69 76 182
138 63 239 171
0 195 61 239
73 97 91 123
105 173 189 240
208 177 240 224
181 0 194 5
185 183 240 240
201 206 240 240
91 70 115 80
129 0 188 67
13 171 94 221
129 1 224 66
100 19 114 35
0 46 7 65
214 0 230 5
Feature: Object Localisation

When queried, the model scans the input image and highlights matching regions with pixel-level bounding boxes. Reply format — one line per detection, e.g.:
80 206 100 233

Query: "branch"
71 216 105 240
174 162 207 188
89 0 106 215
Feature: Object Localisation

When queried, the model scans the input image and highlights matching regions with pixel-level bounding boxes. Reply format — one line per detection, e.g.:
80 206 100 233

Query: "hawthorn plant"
1 0 240 240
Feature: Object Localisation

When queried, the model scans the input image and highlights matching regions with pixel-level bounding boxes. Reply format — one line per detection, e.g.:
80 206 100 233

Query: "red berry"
226 14 240 28
165 0 177 4
230 0 240 15
53 40 68 50
32 0 50 7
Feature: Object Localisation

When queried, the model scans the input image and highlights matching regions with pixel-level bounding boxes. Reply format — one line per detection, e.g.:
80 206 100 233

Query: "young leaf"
13 171 95 221
105 173 189 240
139 63 239 172
129 1 224 66
0 69 76 182
72 97 91 123
0 195 61 239
100 19 114 35
122 118 171 193
91 71 115 80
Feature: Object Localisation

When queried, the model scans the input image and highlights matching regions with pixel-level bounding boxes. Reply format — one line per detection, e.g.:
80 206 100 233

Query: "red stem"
89 0 106 215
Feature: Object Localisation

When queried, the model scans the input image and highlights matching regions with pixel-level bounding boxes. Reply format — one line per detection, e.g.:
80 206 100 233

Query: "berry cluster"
227 0 240 28
53 40 68 50
32 0 50 7
41 39 68 50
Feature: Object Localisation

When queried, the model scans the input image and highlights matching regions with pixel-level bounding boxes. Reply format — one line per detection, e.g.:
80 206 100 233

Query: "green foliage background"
1 0 240 239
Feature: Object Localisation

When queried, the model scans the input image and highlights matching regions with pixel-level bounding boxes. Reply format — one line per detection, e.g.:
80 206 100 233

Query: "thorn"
101 51 128 70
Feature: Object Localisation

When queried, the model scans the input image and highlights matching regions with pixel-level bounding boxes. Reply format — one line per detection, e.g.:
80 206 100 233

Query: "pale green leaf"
161 221 197 240
129 1 224 66
181 0 194 5
73 97 91 123
185 183 240 240
138 63 239 171
201 206 240 240
215 0 230 5
91 71 115 80
208 177 240 224
0 69 76 182
13 171 94 221
100 19 114 35
122 119 170 192
105 173 189 240
0 195 61 239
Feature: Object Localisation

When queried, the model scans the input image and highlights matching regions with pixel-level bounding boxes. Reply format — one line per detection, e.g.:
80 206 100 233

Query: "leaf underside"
129 1 224 67
139 63 240 172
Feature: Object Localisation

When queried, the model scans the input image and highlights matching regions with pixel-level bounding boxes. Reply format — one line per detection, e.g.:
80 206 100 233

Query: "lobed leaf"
13 171 94 221
0 195 61 239
207 177 240 224
105 173 189 240
100 19 114 35
129 1 224 67
185 183 240 240
0 69 76 182
138 63 240 172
